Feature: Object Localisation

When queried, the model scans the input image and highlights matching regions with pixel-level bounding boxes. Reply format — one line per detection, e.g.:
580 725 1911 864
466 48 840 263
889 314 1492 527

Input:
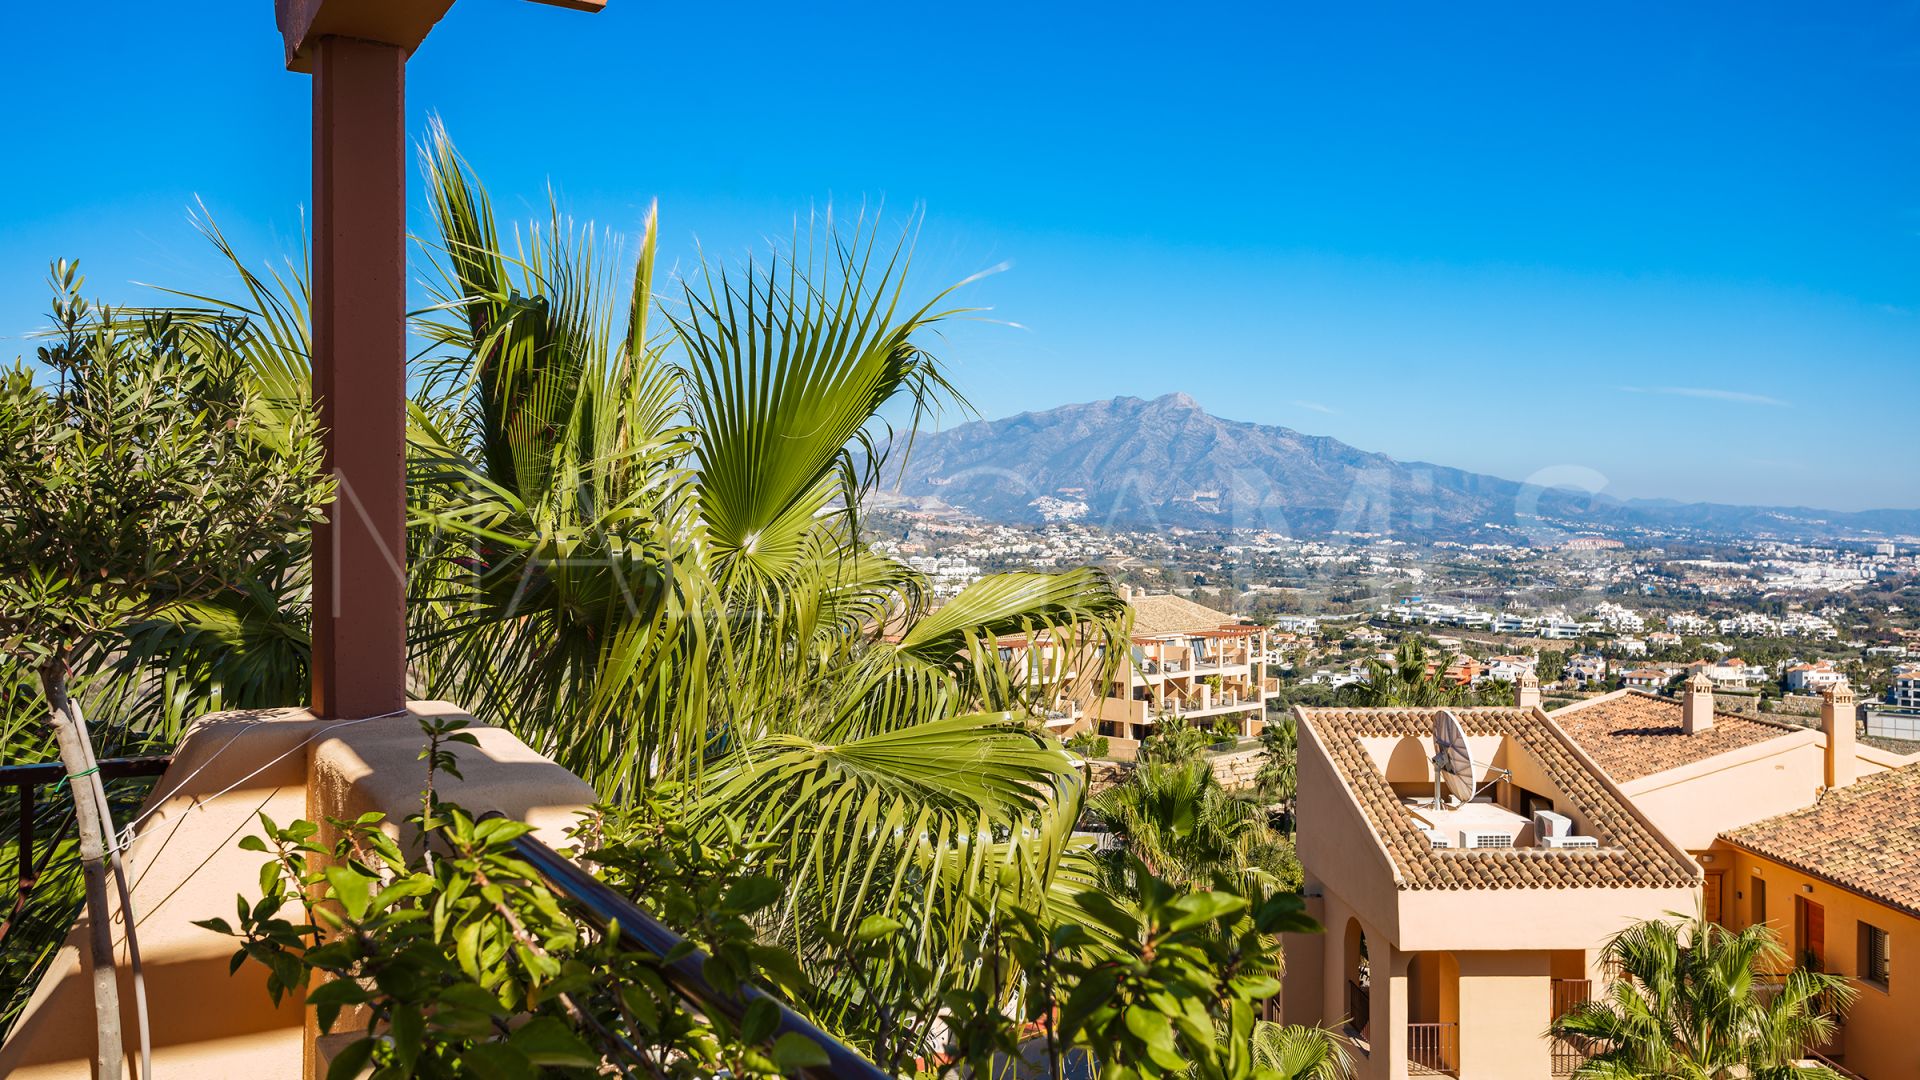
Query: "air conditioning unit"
1534 810 1573 839
1459 829 1514 849
1540 835 1600 850
1421 828 1453 849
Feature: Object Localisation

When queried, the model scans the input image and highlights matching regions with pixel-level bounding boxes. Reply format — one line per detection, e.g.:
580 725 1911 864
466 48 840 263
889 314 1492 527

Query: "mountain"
884 393 1920 542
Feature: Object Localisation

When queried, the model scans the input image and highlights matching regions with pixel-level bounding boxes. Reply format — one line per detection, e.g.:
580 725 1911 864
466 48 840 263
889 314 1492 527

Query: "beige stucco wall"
0 701 595 1080
1453 950 1553 1080
1619 733 1917 852
1618 733 1827 850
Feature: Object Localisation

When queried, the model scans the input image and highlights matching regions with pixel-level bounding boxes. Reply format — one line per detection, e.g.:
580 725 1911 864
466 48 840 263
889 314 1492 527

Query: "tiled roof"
1297 706 1697 891
1129 593 1239 637
1721 764 1920 918
1547 691 1797 783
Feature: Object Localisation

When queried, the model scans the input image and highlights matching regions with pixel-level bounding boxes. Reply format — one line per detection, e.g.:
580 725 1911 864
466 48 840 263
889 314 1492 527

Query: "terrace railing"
1407 1021 1458 1075
0 755 173 950
1345 979 1369 1033
505 826 889 1079
0 756 883 1078
1549 977 1595 1075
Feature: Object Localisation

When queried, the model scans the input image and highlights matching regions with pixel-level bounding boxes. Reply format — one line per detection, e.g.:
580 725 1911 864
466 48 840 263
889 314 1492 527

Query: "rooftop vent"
1459 829 1514 850
1540 835 1600 850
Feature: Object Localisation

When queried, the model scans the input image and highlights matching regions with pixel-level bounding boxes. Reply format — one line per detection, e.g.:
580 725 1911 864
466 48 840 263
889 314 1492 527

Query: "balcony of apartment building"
1278 705 1701 1079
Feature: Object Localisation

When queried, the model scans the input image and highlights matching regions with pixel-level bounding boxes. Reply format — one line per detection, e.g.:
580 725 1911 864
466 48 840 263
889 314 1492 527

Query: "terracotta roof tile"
1297 706 1697 892
1721 764 1920 919
1129 593 1241 637
1547 691 1796 783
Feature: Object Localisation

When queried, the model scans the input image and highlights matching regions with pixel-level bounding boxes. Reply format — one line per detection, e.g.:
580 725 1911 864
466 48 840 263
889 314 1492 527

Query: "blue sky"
2 2 1915 509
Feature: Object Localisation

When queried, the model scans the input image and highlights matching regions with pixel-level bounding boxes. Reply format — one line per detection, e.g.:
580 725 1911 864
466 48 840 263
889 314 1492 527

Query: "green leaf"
388 1002 424 1066
771 1032 831 1072
854 914 902 942
740 996 780 1045
325 1037 375 1080
506 1016 598 1067
458 1042 534 1080
325 865 371 921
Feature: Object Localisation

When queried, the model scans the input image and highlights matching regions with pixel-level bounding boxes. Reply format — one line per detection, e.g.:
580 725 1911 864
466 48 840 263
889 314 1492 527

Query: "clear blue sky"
2 2 1915 509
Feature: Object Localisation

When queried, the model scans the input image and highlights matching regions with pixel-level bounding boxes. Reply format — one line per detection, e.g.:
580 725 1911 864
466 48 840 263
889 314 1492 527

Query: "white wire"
112 707 408 853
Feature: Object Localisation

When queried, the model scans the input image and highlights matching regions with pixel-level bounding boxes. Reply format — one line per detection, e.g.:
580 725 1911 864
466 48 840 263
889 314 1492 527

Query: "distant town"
865 507 1920 748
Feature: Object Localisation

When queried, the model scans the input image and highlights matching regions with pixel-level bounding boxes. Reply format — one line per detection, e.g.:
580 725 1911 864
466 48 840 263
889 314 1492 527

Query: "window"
1861 923 1891 989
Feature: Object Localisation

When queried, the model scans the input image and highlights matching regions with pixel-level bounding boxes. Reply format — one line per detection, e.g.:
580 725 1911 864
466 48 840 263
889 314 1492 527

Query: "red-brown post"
278 0 603 718
309 36 408 719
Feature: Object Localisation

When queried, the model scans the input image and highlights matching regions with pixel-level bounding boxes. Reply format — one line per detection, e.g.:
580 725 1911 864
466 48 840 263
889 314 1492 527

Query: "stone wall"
1084 747 1268 794
1770 693 1825 717
1209 746 1266 791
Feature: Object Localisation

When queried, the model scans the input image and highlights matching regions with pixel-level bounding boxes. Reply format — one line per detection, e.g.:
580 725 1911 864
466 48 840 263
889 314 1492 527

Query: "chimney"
1682 670 1714 734
1120 584 1134 603
1515 669 1541 710
1822 683 1858 790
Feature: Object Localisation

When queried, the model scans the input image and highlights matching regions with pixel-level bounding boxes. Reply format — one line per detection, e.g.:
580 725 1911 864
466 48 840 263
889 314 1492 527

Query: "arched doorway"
1341 918 1370 1036
1406 951 1460 1074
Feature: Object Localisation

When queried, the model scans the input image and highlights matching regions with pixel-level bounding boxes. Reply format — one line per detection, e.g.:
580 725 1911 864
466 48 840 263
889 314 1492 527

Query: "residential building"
1540 617 1583 640
1785 661 1848 694
1887 671 1920 710
1443 656 1485 686
1592 602 1645 635
1716 764 1920 1080
1279 678 1920 1078
1079 590 1274 749
1665 613 1714 635
1646 630 1683 651
1686 657 1759 689
1482 655 1537 683
1491 613 1533 636
1564 653 1609 689
1619 667 1673 691
1282 705 1700 1079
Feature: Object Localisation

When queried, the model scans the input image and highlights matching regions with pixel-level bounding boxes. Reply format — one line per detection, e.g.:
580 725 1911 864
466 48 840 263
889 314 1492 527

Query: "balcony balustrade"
1407 1021 1458 1075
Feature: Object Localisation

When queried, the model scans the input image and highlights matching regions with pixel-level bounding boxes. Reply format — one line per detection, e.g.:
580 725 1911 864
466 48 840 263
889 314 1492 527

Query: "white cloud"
1292 399 1338 415
1617 386 1786 407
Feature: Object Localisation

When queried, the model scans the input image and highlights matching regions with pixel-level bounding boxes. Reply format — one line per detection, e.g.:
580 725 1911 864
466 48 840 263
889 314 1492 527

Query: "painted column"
1369 945 1411 1080
310 36 409 719
1454 951 1553 1079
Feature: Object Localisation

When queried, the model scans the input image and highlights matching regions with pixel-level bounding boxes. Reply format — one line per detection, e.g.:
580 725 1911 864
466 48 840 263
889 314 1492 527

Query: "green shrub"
1066 731 1111 759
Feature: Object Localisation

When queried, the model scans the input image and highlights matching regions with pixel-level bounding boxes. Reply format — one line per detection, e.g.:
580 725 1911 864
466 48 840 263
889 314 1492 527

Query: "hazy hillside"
885 394 1920 541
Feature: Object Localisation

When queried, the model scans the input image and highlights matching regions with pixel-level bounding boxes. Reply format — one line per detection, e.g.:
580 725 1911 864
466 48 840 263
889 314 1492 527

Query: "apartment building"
1281 676 1920 1078
1079 590 1275 749
1282 703 1698 1078
1785 660 1848 694
1717 766 1920 1080
1887 671 1920 709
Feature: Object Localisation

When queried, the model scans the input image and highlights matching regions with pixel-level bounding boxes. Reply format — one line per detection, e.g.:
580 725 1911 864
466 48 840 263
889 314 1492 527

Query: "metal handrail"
505 827 890 1080
0 755 173 948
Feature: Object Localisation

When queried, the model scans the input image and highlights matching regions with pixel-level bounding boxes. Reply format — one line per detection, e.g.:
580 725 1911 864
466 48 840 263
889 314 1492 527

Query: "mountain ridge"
883 394 1920 542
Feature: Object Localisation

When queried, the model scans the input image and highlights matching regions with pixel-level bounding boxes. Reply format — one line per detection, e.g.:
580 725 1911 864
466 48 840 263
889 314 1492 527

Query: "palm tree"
1550 914 1855 1079
1255 713 1299 809
1089 756 1299 896
397 126 1136 1049
1346 637 1478 708
1251 1021 1355 1079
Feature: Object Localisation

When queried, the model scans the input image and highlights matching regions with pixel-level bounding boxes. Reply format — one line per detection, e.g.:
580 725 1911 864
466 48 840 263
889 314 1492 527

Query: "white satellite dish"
1432 708 1475 807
